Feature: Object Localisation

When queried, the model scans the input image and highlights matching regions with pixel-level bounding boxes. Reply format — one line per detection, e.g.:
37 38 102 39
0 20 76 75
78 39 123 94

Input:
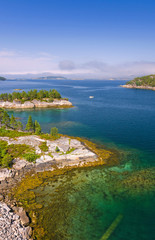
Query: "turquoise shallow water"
1 79 155 239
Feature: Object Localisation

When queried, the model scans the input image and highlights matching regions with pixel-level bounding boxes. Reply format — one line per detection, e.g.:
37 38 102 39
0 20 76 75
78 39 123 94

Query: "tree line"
0 108 41 134
0 89 62 102
127 75 155 87
0 108 59 137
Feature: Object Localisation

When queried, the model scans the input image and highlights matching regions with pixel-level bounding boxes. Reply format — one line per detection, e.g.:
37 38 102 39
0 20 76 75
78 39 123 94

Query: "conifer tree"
0 108 5 126
10 114 17 129
50 127 58 137
2 111 10 127
17 121 23 130
34 120 42 134
25 115 34 132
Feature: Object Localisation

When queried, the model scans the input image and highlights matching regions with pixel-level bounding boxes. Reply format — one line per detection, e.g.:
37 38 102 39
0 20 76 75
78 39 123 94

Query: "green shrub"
55 146 60 152
66 148 75 154
1 153 13 168
0 128 32 138
23 152 40 163
39 141 48 152
40 133 60 141
51 127 58 137
7 144 34 159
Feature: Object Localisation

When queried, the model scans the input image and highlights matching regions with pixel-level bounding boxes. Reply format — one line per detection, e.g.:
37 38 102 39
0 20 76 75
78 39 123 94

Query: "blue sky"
0 0 155 78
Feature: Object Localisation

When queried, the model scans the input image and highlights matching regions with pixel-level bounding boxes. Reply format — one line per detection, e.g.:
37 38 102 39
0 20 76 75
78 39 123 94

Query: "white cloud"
0 49 155 79
0 49 58 73
0 50 16 57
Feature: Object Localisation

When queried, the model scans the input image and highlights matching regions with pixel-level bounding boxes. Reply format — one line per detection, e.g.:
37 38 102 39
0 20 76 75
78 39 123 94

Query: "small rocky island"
0 89 72 109
0 109 114 239
121 74 155 90
0 76 6 81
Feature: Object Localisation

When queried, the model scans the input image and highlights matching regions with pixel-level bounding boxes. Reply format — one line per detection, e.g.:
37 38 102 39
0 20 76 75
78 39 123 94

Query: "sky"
0 0 155 79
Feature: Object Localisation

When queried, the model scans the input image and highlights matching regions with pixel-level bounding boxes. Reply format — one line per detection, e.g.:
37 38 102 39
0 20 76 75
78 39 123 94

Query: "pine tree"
17 121 23 130
25 115 34 132
2 111 10 127
10 114 17 129
0 108 5 126
50 127 58 137
34 120 42 134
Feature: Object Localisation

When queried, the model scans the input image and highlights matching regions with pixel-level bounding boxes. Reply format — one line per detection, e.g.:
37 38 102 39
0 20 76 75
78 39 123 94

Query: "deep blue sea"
0 79 155 239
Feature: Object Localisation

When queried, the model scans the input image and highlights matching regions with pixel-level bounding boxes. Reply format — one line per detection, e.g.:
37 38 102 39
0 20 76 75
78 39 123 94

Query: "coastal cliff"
0 99 73 109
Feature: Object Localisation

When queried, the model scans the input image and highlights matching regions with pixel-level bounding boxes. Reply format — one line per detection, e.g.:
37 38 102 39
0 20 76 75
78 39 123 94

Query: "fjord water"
1 79 155 239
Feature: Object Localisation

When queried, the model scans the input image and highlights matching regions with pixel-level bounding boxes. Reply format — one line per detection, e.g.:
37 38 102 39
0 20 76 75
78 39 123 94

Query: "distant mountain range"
34 76 67 80
0 73 68 80
0 72 137 80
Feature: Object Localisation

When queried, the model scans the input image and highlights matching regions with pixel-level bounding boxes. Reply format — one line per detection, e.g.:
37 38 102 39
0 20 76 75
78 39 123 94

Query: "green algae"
10 142 155 240
11 163 155 240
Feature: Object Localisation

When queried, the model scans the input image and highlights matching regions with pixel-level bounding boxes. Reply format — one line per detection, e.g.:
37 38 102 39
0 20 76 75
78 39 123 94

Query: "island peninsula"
0 109 115 239
121 74 155 90
0 89 72 109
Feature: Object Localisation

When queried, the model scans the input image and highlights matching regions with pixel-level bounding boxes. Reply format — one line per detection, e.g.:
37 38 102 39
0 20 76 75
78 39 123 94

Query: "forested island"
34 76 67 80
121 75 155 90
0 89 72 109
0 76 6 81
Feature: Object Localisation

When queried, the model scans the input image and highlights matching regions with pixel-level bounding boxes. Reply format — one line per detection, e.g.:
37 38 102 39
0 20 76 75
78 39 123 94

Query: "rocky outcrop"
121 84 155 91
0 99 73 109
0 168 15 181
0 135 98 182
0 202 32 239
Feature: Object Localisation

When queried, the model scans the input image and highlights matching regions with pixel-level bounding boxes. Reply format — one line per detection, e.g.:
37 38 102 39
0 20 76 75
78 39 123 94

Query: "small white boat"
89 96 94 99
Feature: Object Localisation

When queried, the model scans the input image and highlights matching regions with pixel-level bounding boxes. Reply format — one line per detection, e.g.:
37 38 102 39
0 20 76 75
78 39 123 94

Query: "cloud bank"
0 49 155 79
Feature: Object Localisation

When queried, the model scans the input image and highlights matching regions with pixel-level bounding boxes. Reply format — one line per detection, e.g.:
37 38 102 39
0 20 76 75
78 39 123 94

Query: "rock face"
0 202 32 239
0 135 98 181
121 84 155 91
0 168 15 181
0 99 73 109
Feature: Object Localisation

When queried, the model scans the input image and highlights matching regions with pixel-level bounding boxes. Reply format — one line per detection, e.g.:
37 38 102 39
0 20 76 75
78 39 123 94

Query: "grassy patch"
23 152 40 163
0 140 13 168
66 147 75 154
40 133 60 141
0 128 32 138
8 144 35 159
39 141 48 152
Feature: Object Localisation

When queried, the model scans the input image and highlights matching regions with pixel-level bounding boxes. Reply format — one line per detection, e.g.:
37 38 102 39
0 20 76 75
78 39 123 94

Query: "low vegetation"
0 89 62 102
0 109 61 168
39 141 48 152
126 75 155 87
22 152 40 163
0 140 36 167
66 147 75 154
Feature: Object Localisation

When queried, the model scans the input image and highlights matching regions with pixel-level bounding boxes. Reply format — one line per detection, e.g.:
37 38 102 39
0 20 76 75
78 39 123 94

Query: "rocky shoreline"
0 202 32 240
0 99 73 109
121 84 155 91
0 135 101 193
0 134 113 239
